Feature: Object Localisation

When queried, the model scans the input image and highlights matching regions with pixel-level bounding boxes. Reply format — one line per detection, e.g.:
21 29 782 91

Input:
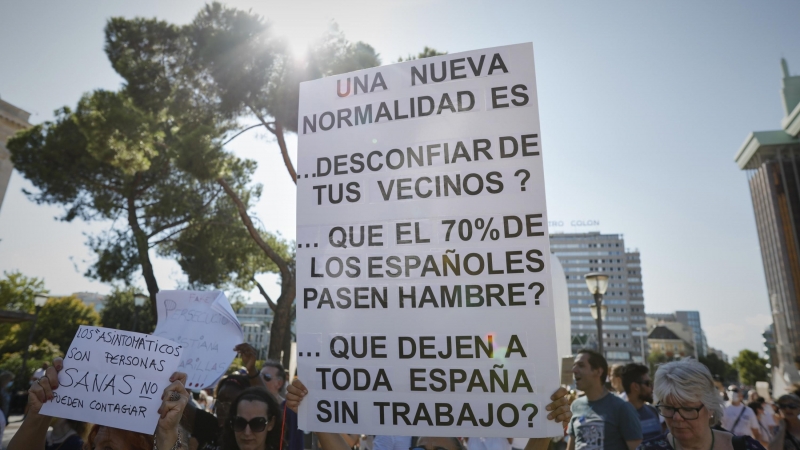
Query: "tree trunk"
273 123 297 185
127 195 159 318
248 110 297 185
216 177 296 362
282 320 292 370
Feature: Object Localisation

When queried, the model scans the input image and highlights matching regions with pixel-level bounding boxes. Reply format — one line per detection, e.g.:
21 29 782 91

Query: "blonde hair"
653 359 724 426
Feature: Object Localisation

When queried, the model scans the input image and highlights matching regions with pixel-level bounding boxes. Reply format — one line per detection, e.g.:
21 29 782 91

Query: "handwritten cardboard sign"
40 326 182 434
295 43 562 437
154 290 243 389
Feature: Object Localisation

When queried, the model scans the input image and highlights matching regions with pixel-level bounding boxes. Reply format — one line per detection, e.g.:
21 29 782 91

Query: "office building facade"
237 302 274 359
735 59 800 383
675 311 707 357
550 232 648 363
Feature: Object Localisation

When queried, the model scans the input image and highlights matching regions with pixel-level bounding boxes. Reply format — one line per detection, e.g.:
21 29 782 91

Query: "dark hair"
748 401 763 414
578 349 609 383
621 363 649 394
222 387 283 450
215 374 251 398
261 360 287 381
415 436 464 450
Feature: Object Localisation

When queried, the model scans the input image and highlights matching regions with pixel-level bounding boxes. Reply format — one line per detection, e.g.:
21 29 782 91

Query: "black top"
193 408 223 450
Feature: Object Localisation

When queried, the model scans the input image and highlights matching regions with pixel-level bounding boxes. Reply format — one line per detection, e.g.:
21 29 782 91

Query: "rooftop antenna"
782 58 791 78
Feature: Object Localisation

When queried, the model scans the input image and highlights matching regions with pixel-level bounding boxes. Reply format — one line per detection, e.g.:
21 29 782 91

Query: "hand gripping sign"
40 326 182 434
295 43 562 438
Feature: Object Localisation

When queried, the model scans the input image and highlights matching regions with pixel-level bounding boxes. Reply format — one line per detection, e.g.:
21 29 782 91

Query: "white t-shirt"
721 403 759 437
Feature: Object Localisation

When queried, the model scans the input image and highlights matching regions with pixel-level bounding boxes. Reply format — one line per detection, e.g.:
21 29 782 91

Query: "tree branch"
247 106 297 184
216 177 292 283
253 278 278 312
222 123 262 147
146 216 192 239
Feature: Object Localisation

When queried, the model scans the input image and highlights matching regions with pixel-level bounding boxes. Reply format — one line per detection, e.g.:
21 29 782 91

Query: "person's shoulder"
731 435 766 450
603 392 632 408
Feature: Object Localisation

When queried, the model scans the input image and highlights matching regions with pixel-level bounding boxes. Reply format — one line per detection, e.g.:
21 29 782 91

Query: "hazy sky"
2 0 798 359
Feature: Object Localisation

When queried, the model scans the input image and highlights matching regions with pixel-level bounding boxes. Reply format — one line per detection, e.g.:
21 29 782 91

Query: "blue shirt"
637 405 662 441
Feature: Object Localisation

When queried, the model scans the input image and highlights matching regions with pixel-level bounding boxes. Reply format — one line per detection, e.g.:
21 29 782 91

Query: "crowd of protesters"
8 343 800 450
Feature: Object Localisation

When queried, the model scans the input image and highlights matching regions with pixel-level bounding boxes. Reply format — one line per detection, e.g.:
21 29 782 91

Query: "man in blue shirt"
621 363 663 442
567 349 642 449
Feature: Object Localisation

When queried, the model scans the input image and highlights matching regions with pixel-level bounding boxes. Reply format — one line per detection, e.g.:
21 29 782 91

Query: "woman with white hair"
640 359 765 450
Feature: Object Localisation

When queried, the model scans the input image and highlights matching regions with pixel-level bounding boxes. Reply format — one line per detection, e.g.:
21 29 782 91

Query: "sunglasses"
262 373 273 382
410 446 451 450
637 379 651 387
231 416 269 433
778 404 800 410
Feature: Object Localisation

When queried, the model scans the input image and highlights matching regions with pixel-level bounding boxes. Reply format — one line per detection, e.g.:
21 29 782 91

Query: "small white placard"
153 290 244 389
40 325 182 434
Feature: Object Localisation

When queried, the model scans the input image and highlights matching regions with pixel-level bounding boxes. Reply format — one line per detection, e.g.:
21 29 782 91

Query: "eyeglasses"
231 416 269 433
778 404 800 410
656 404 705 420
636 380 652 387
410 446 451 450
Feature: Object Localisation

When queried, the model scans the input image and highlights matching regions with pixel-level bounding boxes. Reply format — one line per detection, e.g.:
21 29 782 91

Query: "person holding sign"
285 379 573 450
567 350 642 449
8 357 190 450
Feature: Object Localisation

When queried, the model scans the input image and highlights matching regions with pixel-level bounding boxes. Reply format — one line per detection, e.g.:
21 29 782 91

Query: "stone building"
0 97 31 213
647 325 696 359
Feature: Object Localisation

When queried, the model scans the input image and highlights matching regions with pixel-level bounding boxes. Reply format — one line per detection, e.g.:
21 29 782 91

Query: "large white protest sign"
295 43 562 437
40 326 181 434
154 290 243 389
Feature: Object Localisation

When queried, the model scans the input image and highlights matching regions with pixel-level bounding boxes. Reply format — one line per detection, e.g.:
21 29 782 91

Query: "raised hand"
544 386 572 424
286 378 308 413
27 357 62 415
158 372 189 427
234 343 258 374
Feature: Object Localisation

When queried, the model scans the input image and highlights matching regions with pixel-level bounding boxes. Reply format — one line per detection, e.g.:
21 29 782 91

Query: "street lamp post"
21 294 48 382
585 273 610 355
133 294 148 333
632 325 648 363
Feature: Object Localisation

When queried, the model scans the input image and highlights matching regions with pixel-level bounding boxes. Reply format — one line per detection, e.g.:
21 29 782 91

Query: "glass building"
735 59 800 380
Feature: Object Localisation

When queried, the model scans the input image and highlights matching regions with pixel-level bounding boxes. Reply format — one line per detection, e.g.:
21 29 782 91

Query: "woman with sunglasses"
220 387 283 450
640 359 765 450
768 394 800 450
